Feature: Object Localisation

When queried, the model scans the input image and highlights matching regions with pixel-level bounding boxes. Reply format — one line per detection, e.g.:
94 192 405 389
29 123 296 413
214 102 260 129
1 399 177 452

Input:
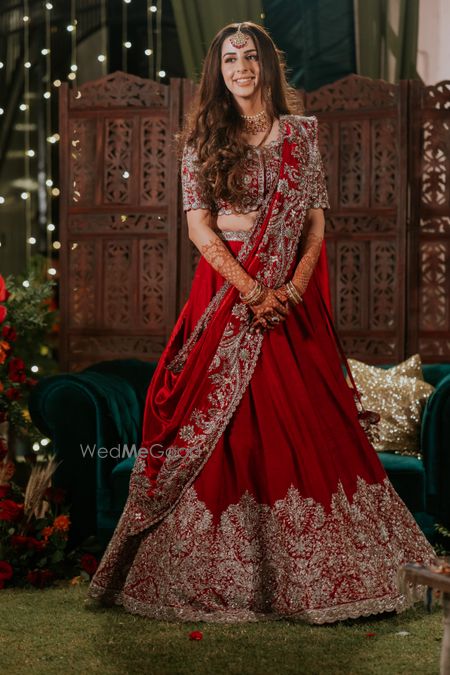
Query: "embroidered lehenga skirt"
87 235 435 624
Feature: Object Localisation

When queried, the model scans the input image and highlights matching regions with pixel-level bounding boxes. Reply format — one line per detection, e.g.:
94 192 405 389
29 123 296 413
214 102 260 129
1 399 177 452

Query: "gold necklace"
240 109 270 135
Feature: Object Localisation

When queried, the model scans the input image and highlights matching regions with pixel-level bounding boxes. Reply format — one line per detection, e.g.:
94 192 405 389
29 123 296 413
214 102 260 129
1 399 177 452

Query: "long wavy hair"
177 22 301 212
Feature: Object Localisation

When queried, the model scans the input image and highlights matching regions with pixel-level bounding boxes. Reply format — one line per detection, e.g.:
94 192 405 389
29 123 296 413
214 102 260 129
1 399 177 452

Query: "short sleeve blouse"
180 116 329 214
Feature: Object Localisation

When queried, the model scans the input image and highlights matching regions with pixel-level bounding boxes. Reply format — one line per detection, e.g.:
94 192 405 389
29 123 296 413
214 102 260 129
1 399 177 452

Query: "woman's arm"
187 208 255 296
187 209 289 320
290 207 325 296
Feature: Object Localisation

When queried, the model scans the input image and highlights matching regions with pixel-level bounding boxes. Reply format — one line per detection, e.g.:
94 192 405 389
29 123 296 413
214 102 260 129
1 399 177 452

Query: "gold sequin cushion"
346 354 435 457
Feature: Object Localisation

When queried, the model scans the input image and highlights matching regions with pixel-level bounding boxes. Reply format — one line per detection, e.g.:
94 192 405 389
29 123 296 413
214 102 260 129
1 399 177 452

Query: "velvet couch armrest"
421 372 450 525
28 362 155 544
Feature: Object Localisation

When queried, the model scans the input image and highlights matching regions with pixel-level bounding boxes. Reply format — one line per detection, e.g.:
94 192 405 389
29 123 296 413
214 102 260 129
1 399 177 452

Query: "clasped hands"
248 283 298 333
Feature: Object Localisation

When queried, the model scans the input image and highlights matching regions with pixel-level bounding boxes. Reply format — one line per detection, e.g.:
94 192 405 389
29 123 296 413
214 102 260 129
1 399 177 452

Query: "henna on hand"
199 237 255 296
249 287 290 332
291 230 323 296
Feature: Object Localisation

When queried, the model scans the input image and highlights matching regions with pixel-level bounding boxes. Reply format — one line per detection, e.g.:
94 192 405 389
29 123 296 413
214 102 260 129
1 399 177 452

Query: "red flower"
26 569 54 588
5 387 21 401
189 631 203 641
44 486 66 504
8 357 27 384
0 561 13 588
10 534 29 548
0 499 24 522
0 275 6 302
80 553 98 576
27 537 46 551
2 325 16 342
11 535 46 551
0 483 10 498
0 276 7 325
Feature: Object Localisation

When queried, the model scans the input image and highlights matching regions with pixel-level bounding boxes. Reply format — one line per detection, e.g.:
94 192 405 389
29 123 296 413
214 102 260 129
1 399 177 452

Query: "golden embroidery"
88 475 435 624
199 238 255 296
113 117 330 537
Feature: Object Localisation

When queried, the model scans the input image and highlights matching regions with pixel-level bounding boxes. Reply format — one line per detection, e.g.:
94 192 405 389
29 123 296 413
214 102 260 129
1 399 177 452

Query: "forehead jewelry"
229 23 249 49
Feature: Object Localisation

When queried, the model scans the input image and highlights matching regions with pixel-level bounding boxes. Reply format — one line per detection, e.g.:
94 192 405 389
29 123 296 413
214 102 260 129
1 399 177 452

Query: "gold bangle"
240 280 260 303
286 281 303 305
247 286 267 306
240 281 266 306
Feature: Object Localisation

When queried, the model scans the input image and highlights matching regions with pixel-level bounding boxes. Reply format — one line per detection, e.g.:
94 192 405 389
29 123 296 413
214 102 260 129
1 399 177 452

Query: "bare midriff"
216 210 259 233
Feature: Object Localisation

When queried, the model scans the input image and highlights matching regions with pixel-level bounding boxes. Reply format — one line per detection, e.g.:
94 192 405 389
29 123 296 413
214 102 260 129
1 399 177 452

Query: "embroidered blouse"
180 116 330 215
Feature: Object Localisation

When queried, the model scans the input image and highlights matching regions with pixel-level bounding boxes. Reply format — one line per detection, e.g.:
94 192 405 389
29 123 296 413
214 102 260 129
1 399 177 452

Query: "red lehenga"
87 115 435 623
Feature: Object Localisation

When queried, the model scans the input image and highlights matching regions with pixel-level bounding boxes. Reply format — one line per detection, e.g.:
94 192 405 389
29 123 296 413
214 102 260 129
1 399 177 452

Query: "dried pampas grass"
24 456 61 521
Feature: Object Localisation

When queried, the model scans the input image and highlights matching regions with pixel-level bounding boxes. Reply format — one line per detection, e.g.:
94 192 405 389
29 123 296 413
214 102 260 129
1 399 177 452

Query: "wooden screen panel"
409 80 450 360
59 72 182 371
306 74 408 363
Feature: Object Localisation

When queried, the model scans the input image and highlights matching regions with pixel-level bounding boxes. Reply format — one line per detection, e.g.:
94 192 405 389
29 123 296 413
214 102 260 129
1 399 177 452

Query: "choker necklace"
240 109 270 135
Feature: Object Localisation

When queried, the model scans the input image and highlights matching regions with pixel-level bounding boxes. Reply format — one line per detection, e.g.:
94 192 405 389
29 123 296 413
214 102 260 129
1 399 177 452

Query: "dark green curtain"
354 0 420 81
171 0 355 90
263 0 356 90
171 0 264 81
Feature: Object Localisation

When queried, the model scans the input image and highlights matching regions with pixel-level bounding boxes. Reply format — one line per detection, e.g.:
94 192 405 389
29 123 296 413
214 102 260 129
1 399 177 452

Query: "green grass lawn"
0 583 443 675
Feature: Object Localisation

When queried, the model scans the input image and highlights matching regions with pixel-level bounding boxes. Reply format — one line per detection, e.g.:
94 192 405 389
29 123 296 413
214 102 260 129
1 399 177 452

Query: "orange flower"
53 515 70 532
41 526 54 542
0 340 10 364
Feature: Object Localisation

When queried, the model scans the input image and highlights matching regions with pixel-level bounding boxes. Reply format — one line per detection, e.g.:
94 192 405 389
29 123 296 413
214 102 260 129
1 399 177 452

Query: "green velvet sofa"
28 359 450 548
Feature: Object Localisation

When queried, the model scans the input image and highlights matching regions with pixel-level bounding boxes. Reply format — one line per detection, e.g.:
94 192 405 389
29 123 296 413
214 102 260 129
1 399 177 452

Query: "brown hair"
177 21 301 212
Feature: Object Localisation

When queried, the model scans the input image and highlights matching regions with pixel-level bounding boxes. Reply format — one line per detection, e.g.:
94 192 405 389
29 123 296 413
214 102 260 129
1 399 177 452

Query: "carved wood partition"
408 80 450 359
59 72 183 371
59 72 450 371
305 75 408 363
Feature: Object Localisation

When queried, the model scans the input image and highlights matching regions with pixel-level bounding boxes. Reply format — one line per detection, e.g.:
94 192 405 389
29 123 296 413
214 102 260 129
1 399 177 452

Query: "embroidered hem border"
86 584 428 625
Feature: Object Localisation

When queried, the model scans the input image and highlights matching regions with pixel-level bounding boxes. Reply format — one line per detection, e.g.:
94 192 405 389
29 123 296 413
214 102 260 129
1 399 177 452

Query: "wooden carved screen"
59 72 450 372
59 72 182 371
409 80 450 359
305 75 408 363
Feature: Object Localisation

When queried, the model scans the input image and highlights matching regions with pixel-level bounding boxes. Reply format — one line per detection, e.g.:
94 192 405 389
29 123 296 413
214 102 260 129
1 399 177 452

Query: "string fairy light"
23 0 32 266
122 0 129 72
156 0 162 81
146 0 154 79
44 0 54 267
68 0 78 90
98 0 107 74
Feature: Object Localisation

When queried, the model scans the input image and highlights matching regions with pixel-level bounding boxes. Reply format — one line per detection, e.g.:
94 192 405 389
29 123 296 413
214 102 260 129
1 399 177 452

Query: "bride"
87 21 435 623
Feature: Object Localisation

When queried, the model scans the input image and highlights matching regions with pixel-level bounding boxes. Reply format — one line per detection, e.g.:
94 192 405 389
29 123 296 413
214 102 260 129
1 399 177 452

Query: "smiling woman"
87 21 435 625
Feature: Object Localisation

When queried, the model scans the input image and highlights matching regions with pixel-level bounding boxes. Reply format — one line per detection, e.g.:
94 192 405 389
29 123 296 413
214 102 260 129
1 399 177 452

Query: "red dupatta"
120 115 370 536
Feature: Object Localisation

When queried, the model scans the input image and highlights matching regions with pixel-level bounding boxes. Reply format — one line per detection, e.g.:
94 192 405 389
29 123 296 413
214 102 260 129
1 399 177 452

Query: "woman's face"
220 34 262 104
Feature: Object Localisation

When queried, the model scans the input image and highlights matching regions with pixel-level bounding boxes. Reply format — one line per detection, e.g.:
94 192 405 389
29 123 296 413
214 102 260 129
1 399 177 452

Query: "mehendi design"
291 230 324 296
200 237 255 296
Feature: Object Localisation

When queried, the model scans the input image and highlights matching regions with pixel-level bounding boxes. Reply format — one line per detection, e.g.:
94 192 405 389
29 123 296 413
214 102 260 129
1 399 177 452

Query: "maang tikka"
229 23 249 49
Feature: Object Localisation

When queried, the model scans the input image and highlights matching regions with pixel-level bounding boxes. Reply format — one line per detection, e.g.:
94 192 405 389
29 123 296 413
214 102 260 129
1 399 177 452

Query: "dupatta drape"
116 115 362 538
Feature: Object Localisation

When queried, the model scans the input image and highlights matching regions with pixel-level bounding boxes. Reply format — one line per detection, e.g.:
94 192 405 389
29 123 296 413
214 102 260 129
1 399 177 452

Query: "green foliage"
0 259 59 453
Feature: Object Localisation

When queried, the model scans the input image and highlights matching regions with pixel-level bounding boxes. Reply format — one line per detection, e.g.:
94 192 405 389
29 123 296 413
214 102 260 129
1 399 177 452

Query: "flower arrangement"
0 268 58 450
0 266 98 588
0 456 98 588
0 457 68 587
